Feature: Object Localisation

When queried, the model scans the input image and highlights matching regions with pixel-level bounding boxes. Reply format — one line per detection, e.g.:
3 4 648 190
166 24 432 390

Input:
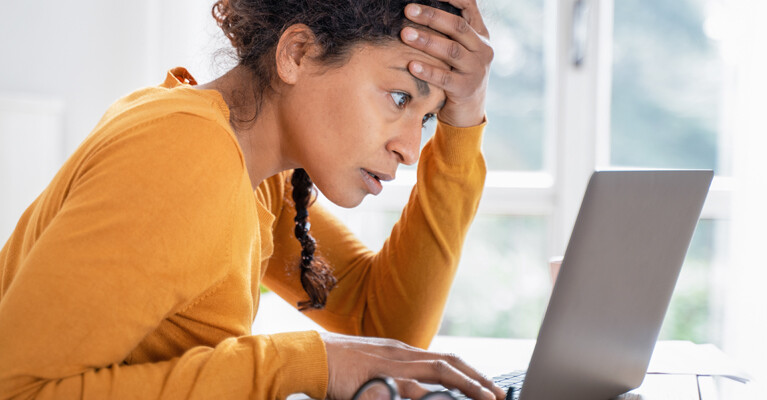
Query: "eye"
422 113 436 128
390 91 411 109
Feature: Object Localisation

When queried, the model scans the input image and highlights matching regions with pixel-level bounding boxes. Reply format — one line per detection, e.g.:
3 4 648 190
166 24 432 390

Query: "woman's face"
277 41 448 208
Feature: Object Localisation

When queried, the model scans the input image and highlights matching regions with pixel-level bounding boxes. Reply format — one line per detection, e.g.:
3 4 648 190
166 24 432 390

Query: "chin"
319 187 367 209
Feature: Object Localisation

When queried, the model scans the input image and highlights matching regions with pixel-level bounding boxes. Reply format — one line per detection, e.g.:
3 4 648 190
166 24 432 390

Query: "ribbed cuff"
432 117 487 167
270 330 328 399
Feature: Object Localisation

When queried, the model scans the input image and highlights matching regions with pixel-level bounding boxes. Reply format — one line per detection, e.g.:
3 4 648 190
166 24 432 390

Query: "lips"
360 168 394 195
363 169 394 182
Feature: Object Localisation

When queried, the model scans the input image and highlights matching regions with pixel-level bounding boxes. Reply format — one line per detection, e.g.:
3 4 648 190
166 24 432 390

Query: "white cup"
549 256 564 287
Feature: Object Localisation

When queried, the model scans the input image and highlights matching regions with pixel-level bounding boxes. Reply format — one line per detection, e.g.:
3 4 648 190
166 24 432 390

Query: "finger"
394 378 432 400
435 0 489 38
435 353 506 399
401 27 472 69
387 349 505 399
405 4 485 51
408 60 460 95
353 376 400 400
352 339 504 399
373 344 505 400
392 359 496 400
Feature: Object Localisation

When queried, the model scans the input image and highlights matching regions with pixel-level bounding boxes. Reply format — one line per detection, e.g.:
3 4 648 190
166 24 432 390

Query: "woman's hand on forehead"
400 0 493 128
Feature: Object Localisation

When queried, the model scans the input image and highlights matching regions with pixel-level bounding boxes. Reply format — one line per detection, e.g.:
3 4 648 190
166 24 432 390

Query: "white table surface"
427 336 760 399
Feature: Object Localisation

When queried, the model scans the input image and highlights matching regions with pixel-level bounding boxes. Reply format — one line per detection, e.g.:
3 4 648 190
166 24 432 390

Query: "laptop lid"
519 170 713 400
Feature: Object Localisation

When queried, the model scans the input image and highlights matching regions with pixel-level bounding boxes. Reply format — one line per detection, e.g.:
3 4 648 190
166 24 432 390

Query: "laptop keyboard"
453 370 525 400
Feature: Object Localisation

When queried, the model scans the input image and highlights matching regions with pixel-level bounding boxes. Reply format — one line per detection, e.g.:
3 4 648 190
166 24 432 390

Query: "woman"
0 0 499 398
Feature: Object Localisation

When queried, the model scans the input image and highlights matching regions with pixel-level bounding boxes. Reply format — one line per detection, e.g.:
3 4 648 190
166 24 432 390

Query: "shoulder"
57 95 248 224
88 83 234 154
99 83 230 131
77 85 245 182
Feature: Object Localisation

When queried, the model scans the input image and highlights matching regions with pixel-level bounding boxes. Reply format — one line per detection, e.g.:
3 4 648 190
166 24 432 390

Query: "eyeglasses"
351 376 517 400
351 377 458 400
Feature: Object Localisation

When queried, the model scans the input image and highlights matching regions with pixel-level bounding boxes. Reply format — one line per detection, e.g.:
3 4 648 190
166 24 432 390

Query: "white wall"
0 96 63 240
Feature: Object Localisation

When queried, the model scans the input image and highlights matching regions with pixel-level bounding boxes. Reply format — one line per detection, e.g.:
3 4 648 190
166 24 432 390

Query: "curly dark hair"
212 0 461 310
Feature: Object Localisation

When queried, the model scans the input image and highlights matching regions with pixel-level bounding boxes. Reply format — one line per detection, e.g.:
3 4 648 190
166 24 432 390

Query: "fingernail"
482 387 495 400
408 4 422 17
411 62 423 73
403 27 418 42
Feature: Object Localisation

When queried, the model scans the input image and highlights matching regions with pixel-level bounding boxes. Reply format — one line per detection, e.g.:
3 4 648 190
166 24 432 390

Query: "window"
611 0 726 173
610 0 730 346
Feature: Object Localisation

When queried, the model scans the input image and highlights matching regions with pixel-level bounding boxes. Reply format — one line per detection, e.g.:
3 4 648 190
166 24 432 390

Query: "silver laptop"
491 170 713 400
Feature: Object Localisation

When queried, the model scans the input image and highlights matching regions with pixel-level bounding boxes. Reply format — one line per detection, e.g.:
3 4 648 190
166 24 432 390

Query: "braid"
291 168 337 310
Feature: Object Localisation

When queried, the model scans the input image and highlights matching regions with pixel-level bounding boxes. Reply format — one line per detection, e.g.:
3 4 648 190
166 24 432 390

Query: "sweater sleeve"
262 120 486 349
0 114 327 400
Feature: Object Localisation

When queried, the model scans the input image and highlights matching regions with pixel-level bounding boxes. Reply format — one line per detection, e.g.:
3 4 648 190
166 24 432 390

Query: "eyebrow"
389 66 431 97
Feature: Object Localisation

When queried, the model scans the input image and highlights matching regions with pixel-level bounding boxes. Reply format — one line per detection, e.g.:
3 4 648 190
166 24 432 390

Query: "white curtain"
723 0 767 385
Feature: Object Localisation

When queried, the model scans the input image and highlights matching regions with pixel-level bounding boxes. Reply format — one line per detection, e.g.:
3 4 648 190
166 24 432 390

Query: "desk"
428 336 759 400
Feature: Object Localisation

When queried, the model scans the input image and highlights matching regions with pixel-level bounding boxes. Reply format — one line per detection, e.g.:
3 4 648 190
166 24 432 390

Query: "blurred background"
1 0 765 385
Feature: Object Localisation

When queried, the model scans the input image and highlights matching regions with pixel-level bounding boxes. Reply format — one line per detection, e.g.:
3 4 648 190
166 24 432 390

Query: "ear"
275 24 320 85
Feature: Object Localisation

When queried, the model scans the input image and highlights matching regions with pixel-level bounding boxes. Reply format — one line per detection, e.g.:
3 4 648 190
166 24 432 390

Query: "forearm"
359 120 486 347
0 331 327 400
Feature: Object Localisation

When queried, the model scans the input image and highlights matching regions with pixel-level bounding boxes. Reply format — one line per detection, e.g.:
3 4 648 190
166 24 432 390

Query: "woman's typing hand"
321 332 506 400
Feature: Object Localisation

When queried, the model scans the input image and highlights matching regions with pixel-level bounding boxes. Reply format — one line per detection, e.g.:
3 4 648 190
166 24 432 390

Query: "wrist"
437 111 487 128
437 101 486 128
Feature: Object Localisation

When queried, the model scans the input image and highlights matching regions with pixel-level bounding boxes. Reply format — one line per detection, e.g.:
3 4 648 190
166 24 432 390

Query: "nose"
386 122 421 166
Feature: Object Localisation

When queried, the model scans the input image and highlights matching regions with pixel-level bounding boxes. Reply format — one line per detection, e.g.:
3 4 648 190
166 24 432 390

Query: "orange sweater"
0 68 486 399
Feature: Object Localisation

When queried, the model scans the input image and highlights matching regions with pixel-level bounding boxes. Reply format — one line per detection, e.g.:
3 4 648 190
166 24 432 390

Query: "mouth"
360 168 394 195
363 168 394 182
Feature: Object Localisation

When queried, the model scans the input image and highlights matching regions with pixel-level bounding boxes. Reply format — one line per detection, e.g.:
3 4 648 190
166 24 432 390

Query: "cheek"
291 76 389 173
324 95 381 154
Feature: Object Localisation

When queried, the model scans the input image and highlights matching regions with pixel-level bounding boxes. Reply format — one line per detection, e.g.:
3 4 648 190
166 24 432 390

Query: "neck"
196 65 295 189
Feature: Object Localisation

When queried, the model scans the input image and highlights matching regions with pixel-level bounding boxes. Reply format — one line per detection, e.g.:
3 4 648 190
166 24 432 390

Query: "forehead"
345 41 449 100
354 40 450 71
